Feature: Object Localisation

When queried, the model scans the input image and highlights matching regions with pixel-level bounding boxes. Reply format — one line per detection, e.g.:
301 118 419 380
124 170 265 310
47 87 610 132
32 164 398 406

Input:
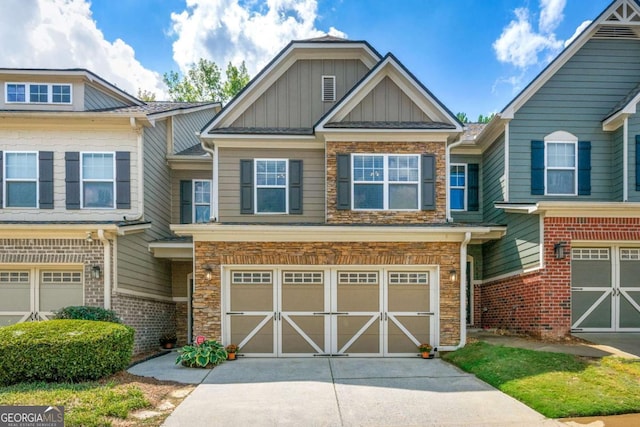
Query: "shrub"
176 340 227 368
54 306 122 323
0 319 134 386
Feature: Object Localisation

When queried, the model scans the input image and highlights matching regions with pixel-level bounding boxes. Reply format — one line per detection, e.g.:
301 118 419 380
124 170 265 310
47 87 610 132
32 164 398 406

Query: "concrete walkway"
147 357 565 427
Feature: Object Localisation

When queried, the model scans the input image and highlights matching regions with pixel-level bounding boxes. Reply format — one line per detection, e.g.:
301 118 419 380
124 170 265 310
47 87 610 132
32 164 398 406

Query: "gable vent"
322 75 336 102
594 25 640 39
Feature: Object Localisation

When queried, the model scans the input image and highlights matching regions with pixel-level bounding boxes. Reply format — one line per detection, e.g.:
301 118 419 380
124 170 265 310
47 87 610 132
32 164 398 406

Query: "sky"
0 0 614 120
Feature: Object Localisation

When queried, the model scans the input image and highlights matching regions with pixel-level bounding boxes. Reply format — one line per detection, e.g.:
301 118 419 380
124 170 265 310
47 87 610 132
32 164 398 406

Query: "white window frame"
450 163 467 211
192 179 212 223
351 153 421 211
254 159 288 214
3 151 39 209
5 82 72 105
80 152 116 209
321 75 336 102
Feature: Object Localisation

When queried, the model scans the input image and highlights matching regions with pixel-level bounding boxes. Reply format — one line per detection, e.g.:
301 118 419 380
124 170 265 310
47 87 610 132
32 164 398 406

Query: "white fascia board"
148 242 194 259
116 223 152 235
0 224 118 239
320 130 453 143
536 201 640 217
204 137 324 150
494 203 539 214
148 103 221 120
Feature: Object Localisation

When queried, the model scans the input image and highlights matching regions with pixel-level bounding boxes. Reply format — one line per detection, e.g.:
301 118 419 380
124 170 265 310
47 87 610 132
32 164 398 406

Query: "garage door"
571 248 640 331
224 267 437 357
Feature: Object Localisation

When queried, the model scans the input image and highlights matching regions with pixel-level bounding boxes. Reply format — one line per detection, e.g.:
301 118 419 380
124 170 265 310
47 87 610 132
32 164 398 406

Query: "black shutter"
39 151 54 209
289 160 303 214
116 152 131 209
577 141 591 196
467 163 479 211
65 152 80 209
636 136 640 191
531 140 544 195
336 154 351 210
0 151 3 205
240 160 254 214
421 154 436 211
180 180 192 224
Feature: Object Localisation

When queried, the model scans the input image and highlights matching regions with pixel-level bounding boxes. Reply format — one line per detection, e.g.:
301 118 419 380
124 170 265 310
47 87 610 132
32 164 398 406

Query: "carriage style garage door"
571 248 640 331
0 269 84 326
224 267 438 357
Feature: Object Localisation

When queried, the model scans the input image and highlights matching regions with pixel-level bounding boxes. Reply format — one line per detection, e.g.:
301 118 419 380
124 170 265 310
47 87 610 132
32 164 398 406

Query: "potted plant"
225 344 239 360
159 332 178 349
418 343 433 359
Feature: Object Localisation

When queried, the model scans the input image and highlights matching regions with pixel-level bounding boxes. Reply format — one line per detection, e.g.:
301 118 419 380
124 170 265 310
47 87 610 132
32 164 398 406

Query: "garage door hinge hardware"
313 312 331 315
417 312 434 315
226 312 245 315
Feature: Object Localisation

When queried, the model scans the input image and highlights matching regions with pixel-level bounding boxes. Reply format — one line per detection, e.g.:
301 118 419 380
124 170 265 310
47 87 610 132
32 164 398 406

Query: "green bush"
0 319 134 386
54 306 121 323
176 340 227 368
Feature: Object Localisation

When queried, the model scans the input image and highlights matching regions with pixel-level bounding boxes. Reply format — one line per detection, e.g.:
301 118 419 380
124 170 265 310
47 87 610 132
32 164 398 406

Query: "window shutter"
336 154 351 210
39 151 54 209
180 180 192 224
65 152 80 210
289 160 303 215
636 136 640 191
421 154 436 211
578 141 591 196
240 160 254 214
531 141 544 195
116 151 131 209
0 151 3 205
467 163 479 211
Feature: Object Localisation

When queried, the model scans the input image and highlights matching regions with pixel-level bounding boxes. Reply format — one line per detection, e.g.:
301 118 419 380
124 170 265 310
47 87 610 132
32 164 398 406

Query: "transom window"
81 153 115 209
450 164 466 210
3 152 38 208
352 154 419 210
546 141 576 195
255 159 288 213
5 83 72 104
193 180 211 223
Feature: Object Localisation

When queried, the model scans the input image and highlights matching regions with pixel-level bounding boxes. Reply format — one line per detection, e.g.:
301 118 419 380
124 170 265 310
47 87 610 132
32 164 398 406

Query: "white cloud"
565 20 592 47
539 0 565 34
0 0 165 98
169 0 347 76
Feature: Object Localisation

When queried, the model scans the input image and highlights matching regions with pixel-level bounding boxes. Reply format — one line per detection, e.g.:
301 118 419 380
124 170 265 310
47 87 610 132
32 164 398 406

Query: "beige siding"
116 233 172 296
231 59 369 129
171 261 192 298
171 169 213 224
218 147 325 223
173 109 217 153
343 77 430 122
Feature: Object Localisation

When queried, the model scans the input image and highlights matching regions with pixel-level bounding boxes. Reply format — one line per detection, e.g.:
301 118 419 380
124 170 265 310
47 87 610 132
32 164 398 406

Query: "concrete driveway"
573 332 640 358
158 357 565 427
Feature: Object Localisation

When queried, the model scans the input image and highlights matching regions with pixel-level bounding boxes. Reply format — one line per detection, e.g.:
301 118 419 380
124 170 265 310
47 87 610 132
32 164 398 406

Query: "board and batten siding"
173 109 217 153
509 39 640 202
171 169 212 224
342 76 430 123
450 153 483 223
116 120 172 297
218 147 325 223
231 59 369 129
84 84 129 111
628 114 640 202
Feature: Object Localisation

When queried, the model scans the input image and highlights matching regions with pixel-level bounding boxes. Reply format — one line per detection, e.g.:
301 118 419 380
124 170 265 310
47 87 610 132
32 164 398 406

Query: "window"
193 180 211 223
4 152 38 208
546 141 576 195
81 153 115 208
450 164 466 210
5 83 72 104
255 159 288 213
322 75 336 102
352 154 419 210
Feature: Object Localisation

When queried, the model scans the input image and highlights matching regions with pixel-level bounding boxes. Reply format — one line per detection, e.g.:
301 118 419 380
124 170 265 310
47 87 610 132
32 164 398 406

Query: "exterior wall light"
92 265 101 279
86 232 93 243
203 264 213 281
554 241 568 259
449 269 458 283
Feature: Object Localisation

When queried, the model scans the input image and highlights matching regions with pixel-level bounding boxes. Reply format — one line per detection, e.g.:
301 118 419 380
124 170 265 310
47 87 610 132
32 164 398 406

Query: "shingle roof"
302 35 349 42
461 123 487 140
0 220 150 226
605 81 640 120
324 121 457 130
94 101 217 115
175 144 209 156
208 127 315 135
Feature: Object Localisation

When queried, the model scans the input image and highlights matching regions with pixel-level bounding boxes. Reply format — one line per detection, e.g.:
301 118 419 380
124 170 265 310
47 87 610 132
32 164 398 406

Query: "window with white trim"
4 151 38 208
352 154 420 210
338 272 378 284
571 248 610 260
546 141 576 195
450 164 466 211
81 152 115 209
5 83 72 104
231 271 272 285
255 159 288 213
193 179 211 223
389 272 429 285
283 272 323 284
322 75 336 102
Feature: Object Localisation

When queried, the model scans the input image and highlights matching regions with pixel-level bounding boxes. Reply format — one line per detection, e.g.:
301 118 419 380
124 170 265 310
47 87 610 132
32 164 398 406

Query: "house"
464 0 640 337
169 36 505 356
0 68 220 352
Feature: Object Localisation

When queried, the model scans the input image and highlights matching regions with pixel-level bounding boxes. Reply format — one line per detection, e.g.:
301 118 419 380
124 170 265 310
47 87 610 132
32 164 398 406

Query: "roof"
461 123 487 140
208 127 314 135
302 35 349 42
94 101 218 115
605 81 640 120
0 220 150 226
175 144 209 156
324 121 456 130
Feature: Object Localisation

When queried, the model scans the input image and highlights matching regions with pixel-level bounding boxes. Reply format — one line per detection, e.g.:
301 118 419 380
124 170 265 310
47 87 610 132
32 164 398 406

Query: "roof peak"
299 34 349 42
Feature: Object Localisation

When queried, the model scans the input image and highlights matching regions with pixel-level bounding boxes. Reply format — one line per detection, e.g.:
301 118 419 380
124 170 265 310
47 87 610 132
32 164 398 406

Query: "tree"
456 112 469 124
163 58 250 104
137 88 156 102
477 113 496 123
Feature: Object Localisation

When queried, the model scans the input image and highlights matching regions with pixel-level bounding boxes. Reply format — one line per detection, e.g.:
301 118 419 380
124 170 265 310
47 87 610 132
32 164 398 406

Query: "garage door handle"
313 312 331 315
333 312 349 315
226 312 245 315
417 312 434 315
571 288 583 291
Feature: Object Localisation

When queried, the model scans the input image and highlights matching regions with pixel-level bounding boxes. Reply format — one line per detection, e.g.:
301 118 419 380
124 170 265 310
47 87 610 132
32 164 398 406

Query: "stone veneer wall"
175 301 189 345
326 141 447 224
193 241 462 347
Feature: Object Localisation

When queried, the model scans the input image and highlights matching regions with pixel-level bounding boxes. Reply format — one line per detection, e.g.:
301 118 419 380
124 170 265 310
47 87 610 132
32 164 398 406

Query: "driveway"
157 357 565 427
573 332 640 358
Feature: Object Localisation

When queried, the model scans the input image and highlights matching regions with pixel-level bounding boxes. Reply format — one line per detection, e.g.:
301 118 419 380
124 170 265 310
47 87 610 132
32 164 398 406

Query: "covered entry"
571 247 640 331
224 267 438 357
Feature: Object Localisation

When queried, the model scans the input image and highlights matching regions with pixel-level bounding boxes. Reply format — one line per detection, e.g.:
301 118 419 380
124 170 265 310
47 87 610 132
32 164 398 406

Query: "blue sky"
2 0 613 120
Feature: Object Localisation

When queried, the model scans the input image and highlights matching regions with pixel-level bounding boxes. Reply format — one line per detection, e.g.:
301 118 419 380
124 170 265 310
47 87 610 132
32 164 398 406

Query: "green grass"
0 380 149 427
442 342 640 418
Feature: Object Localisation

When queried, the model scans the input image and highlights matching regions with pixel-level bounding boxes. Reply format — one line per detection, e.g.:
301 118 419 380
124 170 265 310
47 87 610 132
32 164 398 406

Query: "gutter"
456 231 472 349
98 229 112 310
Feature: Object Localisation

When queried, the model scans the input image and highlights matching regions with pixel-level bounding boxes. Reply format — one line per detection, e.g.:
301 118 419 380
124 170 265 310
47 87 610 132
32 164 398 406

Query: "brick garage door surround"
477 217 640 338
193 241 462 347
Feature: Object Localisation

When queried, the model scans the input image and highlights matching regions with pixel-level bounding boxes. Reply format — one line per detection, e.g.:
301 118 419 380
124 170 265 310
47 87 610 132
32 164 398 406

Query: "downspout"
504 122 510 202
457 231 472 349
201 140 218 222
98 229 111 310
623 117 629 202
446 139 465 222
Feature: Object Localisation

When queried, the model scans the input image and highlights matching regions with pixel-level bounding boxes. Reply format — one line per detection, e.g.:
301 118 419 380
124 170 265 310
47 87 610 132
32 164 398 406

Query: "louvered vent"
322 75 336 102
594 25 640 39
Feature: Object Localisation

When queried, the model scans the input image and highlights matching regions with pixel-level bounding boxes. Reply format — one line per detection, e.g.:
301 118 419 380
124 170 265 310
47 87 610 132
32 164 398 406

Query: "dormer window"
322 75 336 102
5 83 72 104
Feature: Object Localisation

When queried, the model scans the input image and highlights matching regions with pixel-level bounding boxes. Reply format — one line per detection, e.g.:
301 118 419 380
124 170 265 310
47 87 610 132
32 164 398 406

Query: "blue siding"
482 133 505 224
628 114 640 201
611 126 624 201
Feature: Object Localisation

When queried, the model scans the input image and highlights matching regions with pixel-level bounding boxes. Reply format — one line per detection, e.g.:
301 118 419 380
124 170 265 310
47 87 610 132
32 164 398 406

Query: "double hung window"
255 159 288 213
4 152 38 208
546 141 576 195
82 153 115 208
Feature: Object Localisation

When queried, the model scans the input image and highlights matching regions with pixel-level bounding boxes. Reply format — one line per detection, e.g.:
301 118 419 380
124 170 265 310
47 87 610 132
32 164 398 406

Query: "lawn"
442 341 640 418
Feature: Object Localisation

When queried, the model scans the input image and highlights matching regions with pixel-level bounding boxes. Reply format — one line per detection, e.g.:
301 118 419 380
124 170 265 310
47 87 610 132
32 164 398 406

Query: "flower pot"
162 342 175 349
421 351 430 359
228 353 236 360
